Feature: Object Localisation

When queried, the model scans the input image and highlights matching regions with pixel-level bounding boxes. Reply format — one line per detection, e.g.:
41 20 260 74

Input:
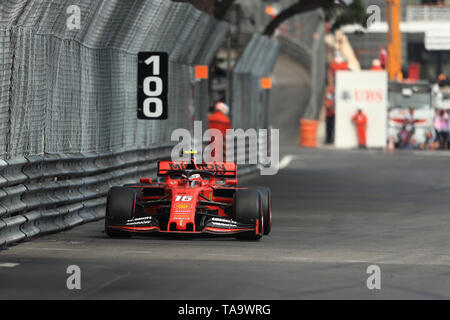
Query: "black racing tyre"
232 188 263 240
105 187 137 238
256 187 272 235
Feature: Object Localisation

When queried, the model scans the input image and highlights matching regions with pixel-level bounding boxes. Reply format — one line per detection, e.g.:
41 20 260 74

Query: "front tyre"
105 187 137 238
256 187 271 235
232 189 263 240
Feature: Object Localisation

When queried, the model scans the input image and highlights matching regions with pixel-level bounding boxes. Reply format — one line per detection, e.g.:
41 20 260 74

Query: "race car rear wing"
157 161 237 178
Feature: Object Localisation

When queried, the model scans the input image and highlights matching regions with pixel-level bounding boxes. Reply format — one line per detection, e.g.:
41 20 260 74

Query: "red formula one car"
104 160 271 240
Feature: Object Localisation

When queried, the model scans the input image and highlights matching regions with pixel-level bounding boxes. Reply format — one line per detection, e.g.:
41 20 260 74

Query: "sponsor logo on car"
175 203 191 210
173 214 190 220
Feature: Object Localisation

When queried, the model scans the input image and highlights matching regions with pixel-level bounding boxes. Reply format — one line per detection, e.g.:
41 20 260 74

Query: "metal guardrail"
0 146 173 247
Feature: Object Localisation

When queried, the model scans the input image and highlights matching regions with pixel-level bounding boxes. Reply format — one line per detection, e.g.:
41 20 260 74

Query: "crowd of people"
396 108 450 151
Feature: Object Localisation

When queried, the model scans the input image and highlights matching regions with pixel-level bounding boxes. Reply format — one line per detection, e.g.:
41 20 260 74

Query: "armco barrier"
0 146 173 247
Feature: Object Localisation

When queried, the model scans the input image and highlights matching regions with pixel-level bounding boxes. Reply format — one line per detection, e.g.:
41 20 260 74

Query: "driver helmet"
189 174 201 187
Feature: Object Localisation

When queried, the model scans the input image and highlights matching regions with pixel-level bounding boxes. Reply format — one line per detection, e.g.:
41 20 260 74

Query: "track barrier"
299 119 318 148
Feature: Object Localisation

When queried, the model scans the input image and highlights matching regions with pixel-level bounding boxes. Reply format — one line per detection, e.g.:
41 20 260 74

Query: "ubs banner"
335 71 388 149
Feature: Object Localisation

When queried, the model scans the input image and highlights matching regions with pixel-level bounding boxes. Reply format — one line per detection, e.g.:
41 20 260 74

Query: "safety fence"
231 34 281 169
236 0 326 121
0 0 229 246
0 0 229 157
232 34 281 130
277 8 327 120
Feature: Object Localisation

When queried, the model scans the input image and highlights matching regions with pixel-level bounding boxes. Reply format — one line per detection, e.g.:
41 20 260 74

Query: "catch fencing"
0 0 228 246
232 34 281 130
231 34 281 169
277 7 327 120
236 0 326 120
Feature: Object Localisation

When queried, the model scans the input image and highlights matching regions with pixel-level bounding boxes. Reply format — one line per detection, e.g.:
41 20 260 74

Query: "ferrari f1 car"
105 160 271 240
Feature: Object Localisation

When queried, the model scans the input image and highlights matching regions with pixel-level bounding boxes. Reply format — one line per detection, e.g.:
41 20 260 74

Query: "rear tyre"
105 187 137 238
256 187 271 235
232 189 263 240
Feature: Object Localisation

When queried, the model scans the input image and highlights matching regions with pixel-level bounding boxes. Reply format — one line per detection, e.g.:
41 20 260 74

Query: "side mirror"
140 178 152 184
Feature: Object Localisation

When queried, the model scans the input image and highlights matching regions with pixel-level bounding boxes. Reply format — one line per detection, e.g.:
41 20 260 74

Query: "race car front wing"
107 216 256 235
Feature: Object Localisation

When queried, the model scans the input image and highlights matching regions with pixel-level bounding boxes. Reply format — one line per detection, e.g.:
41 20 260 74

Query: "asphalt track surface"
1 147 450 299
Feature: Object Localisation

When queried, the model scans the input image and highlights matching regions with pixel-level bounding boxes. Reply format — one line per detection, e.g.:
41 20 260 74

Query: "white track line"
26 247 87 252
0 263 20 268
98 272 132 290
279 155 297 170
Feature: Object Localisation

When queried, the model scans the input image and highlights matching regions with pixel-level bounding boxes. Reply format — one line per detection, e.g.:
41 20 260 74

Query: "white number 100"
143 56 163 118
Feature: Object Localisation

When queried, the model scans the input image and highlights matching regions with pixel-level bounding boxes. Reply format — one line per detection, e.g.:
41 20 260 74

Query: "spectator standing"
324 85 335 144
208 101 232 161
444 110 450 149
434 109 449 149
351 109 368 149
370 59 383 71
434 109 442 139
405 107 416 133
208 101 231 136
379 47 388 69
330 55 348 84
397 121 409 149
439 110 449 150
438 73 447 87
